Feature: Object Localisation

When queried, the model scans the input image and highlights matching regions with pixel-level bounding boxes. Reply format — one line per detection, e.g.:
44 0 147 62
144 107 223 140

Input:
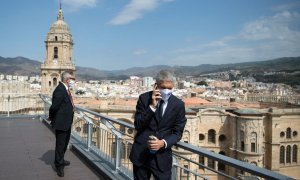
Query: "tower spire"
57 0 64 21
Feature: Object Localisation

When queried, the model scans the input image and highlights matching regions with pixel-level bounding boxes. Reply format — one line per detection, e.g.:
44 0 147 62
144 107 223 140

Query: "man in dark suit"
49 71 75 177
130 70 187 180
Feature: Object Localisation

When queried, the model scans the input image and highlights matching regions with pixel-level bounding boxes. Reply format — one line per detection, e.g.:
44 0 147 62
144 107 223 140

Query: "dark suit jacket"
49 82 74 131
129 91 187 172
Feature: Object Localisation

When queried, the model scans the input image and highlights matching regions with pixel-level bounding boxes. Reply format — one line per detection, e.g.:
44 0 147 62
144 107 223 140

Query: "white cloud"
272 1 300 11
240 11 300 41
109 0 174 25
62 0 97 11
133 49 147 55
166 10 300 66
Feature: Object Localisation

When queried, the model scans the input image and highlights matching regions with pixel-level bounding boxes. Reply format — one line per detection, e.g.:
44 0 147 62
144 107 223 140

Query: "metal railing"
39 94 294 180
0 93 44 116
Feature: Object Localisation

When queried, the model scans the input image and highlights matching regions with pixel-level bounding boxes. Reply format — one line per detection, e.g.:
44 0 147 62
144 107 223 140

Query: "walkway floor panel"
0 117 101 180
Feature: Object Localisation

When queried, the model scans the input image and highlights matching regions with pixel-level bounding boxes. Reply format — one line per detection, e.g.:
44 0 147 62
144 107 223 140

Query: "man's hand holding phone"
151 83 161 108
148 135 165 153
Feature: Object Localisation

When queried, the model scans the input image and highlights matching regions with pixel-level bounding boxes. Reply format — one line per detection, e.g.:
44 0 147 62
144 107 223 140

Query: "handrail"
75 106 134 129
39 94 294 180
175 142 293 180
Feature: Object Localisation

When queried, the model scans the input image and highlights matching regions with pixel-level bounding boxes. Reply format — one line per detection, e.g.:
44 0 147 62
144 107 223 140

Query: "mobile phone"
149 135 157 140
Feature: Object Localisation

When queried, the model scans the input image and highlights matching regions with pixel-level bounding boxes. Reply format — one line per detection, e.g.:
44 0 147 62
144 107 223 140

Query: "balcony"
0 93 294 180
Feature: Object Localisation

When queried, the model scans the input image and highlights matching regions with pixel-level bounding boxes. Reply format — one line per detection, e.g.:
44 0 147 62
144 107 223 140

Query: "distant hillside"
0 56 299 81
111 57 300 77
0 56 41 76
0 56 112 80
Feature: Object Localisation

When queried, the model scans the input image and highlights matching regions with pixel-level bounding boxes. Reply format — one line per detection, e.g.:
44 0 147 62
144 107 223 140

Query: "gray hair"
61 71 73 82
156 70 175 84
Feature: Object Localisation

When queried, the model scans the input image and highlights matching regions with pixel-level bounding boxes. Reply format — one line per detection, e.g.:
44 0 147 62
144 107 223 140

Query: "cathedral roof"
233 109 263 117
49 9 71 34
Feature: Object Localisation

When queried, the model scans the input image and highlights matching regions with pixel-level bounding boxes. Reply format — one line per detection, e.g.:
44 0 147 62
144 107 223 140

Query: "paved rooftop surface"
0 116 102 180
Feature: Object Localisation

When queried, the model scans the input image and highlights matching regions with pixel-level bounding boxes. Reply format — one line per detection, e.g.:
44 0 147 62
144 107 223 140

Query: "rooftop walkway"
0 116 103 180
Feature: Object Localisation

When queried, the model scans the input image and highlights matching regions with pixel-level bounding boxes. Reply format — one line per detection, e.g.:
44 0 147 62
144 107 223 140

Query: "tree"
197 81 208 86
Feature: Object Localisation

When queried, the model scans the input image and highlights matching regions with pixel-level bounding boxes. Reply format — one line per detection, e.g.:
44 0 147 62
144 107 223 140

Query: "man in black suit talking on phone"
130 70 187 180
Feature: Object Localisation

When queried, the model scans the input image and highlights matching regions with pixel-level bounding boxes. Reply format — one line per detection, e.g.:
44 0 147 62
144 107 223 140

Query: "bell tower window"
55 36 58 41
53 78 57 86
54 47 58 59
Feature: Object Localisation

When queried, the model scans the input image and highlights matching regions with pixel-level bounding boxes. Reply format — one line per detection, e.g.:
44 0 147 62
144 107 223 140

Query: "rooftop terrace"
0 116 103 180
0 94 295 180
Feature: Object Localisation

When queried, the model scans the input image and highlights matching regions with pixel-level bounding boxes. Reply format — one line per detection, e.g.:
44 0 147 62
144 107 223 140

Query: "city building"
142 77 154 88
72 98 300 179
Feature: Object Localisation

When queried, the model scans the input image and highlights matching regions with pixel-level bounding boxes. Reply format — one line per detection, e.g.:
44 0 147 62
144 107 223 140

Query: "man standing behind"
49 71 75 177
130 70 187 180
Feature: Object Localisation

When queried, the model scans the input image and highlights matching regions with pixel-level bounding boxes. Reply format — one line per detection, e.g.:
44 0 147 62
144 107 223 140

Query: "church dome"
49 20 70 33
49 9 70 33
46 9 72 42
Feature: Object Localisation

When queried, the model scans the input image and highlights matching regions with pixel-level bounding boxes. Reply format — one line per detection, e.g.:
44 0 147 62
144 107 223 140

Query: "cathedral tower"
41 4 75 94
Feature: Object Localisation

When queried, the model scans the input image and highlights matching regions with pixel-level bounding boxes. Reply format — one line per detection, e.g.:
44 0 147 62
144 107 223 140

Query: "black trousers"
133 155 171 180
54 128 71 168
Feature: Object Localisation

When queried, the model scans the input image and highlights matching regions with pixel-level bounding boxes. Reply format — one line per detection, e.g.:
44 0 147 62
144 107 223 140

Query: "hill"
0 56 300 81
0 56 113 80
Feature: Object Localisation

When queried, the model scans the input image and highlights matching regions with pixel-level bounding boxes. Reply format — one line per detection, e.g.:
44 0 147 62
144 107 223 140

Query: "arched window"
240 131 245 151
218 151 226 171
183 130 190 143
286 145 291 163
49 81 51 87
286 128 292 139
55 36 58 41
250 132 257 153
280 146 285 164
53 77 57 86
54 47 58 59
293 145 298 163
183 161 189 174
208 129 216 143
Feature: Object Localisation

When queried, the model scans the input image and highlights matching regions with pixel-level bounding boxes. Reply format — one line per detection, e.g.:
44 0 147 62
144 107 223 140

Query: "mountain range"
0 56 299 80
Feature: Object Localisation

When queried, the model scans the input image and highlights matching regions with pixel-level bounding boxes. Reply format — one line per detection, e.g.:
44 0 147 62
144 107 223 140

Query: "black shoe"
64 160 70 166
57 167 64 177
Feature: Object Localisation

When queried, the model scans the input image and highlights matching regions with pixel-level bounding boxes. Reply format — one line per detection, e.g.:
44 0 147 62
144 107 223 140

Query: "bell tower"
41 2 75 94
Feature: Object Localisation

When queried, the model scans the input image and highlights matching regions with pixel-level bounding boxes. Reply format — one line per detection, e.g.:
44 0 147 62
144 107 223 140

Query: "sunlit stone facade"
41 7 75 94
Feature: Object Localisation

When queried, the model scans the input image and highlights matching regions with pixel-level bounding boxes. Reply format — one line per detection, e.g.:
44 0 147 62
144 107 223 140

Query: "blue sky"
0 0 300 70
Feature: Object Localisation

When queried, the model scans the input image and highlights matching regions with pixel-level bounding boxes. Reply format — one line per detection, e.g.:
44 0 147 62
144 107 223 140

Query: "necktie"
157 100 164 120
67 89 74 107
